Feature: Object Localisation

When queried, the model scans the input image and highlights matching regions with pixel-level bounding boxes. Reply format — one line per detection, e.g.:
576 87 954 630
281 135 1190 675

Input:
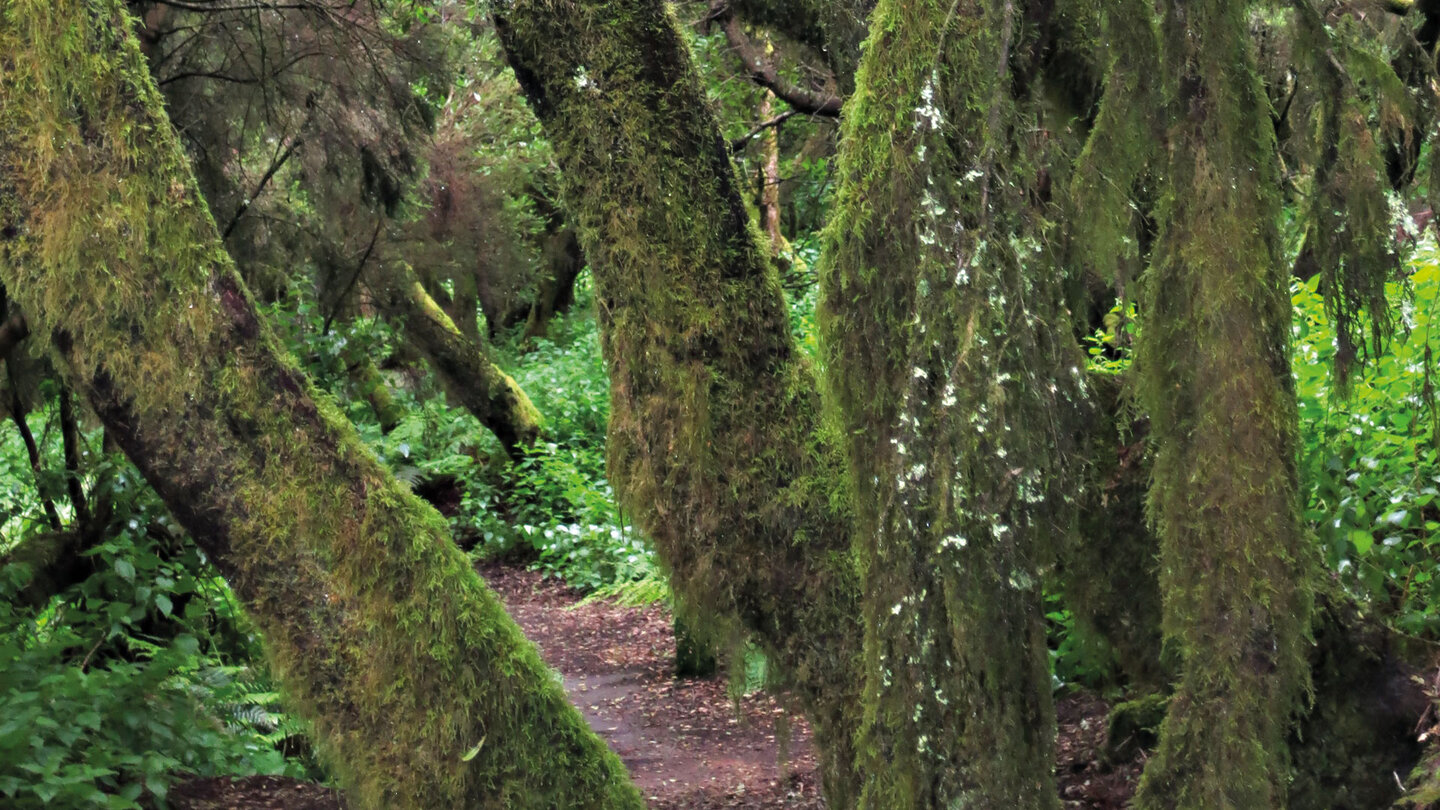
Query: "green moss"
1292 591 1422 810
1103 693 1169 765
342 344 403 434
1066 0 1159 292
1289 0 1405 388
817 0 1086 805
1060 372 1169 690
0 1 642 806
377 266 543 457
1130 1 1316 806
494 1 864 803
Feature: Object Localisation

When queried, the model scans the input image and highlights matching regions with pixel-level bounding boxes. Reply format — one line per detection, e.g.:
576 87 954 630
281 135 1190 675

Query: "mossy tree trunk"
341 344 404 434
0 3 642 807
819 0 1082 805
1131 0 1316 806
522 221 584 341
494 1 865 804
374 262 544 459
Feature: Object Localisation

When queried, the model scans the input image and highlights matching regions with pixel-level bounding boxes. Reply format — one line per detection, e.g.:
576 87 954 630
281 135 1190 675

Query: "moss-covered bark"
0 2 642 807
523 222 584 341
1061 373 1168 690
0 529 93 609
375 263 543 458
1289 0 1404 386
817 0 1083 805
494 2 864 804
341 345 403 434
1130 1 1316 806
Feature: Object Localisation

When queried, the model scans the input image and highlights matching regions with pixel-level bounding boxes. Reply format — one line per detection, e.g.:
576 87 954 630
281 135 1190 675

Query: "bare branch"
729 108 799 151
716 12 841 118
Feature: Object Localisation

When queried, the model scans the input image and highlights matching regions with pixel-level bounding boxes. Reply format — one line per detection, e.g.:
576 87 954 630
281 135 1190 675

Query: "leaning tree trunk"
340 343 404 434
819 0 1083 805
374 262 544 459
494 1 865 804
523 222 584 341
0 3 642 808
1130 0 1317 806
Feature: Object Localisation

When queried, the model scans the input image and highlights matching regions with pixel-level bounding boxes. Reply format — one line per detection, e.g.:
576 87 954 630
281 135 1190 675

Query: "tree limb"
729 108 798 152
716 11 841 117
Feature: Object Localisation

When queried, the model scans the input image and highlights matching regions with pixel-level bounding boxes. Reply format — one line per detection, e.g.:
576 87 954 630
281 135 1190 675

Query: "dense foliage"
11 0 1440 805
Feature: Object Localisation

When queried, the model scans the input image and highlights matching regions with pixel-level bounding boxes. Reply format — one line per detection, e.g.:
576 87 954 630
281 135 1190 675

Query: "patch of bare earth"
168 775 342 809
480 561 822 809
170 561 1144 808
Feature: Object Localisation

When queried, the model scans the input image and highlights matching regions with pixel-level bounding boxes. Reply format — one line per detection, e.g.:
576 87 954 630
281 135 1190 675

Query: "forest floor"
168 562 1145 809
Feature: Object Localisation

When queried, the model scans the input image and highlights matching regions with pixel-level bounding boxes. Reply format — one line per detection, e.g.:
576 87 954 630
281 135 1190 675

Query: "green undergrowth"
313 285 668 597
1295 238 1440 635
0 436 316 808
1056 235 1440 663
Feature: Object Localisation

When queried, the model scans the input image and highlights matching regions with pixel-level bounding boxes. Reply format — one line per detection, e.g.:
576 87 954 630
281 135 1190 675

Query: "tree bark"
341 344 404 435
819 0 1083 805
722 0 872 94
1131 1 1316 806
522 222 584 341
495 2 865 804
374 262 544 458
0 3 642 807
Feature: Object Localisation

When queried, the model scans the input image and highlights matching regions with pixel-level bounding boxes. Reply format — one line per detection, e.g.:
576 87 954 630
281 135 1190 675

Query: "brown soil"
480 561 823 809
169 562 1145 809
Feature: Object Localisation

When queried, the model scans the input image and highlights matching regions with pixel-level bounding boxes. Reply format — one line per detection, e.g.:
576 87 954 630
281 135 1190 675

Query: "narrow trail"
169 561 1142 808
479 562 824 809
478 562 1142 809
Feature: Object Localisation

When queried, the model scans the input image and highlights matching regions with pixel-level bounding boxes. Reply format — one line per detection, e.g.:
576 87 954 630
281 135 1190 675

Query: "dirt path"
170 562 1143 809
480 562 823 809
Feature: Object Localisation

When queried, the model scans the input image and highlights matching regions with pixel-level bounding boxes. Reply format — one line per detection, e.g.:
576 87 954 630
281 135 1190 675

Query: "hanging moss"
0 1 643 806
493 1 864 804
1289 0 1406 388
1066 0 1160 293
817 0 1086 804
1130 0 1316 806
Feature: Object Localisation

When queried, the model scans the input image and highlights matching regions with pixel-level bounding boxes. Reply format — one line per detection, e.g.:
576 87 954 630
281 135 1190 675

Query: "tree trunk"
375 263 544 459
754 91 786 253
1131 1 1316 806
1067 375 1424 809
1061 373 1169 690
818 0 1083 805
442 268 485 346
0 3 641 807
523 223 584 341
494 2 865 804
341 344 404 434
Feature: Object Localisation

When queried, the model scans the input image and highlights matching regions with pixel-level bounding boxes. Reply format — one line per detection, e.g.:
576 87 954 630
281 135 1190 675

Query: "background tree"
0 1 642 806
10 0 1440 806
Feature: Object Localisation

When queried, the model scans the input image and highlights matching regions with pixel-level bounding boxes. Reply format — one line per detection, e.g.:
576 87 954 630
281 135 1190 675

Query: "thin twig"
221 134 303 240
730 109 801 152
322 217 384 335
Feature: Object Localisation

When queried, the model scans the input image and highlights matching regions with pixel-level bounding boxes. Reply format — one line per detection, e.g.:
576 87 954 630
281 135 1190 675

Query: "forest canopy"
6 0 1440 808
